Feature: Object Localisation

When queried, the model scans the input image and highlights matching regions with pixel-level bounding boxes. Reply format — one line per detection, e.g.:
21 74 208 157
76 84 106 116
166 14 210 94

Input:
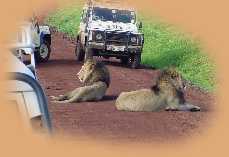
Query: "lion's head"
152 67 186 93
162 68 186 91
77 59 110 87
77 59 95 83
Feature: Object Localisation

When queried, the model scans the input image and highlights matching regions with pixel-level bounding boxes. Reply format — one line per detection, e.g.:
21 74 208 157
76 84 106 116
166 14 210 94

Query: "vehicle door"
7 56 52 133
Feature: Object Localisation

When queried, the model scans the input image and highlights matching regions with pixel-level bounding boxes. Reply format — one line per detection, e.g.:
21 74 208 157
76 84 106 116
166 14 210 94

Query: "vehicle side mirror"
139 22 143 30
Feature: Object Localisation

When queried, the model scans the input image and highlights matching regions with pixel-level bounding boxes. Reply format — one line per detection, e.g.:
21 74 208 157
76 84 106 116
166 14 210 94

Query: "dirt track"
37 31 214 143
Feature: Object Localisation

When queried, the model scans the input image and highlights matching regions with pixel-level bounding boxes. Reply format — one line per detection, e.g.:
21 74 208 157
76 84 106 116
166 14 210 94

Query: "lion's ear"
162 67 178 77
84 59 95 67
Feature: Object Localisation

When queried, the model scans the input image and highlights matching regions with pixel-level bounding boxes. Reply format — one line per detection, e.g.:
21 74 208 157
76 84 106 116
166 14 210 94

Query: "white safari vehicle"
12 20 52 64
75 2 144 68
7 22 52 133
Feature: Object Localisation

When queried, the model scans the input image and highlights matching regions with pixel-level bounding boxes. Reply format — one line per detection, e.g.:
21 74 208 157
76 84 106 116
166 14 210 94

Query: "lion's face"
162 68 186 91
77 59 95 83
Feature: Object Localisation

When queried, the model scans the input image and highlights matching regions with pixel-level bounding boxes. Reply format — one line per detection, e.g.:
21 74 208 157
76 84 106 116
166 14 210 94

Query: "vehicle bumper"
88 42 142 56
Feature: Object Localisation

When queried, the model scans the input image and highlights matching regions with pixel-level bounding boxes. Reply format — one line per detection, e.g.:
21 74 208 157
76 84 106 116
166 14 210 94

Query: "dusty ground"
37 31 214 143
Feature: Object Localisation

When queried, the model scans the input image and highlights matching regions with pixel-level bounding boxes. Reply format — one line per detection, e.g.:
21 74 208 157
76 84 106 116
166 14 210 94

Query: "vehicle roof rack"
86 0 135 11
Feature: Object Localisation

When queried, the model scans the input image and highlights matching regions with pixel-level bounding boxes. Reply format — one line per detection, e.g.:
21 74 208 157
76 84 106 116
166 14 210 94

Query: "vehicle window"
92 7 135 23
93 7 114 21
116 10 136 23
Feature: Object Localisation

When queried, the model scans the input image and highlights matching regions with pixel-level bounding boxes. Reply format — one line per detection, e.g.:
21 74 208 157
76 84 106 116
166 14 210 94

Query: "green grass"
46 6 82 37
45 6 216 91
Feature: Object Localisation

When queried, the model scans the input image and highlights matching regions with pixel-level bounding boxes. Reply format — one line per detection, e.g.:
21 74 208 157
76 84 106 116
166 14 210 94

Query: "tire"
120 57 129 65
35 43 51 63
75 41 85 61
84 46 94 61
103 56 110 59
130 54 141 69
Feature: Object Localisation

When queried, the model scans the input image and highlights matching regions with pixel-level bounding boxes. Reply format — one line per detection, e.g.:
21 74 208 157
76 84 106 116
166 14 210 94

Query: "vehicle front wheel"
120 57 128 65
129 54 141 69
35 43 51 63
84 47 94 61
75 41 85 61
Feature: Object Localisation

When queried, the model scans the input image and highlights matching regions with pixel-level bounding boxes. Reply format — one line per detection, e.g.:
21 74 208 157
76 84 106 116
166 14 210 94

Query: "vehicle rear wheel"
129 54 141 69
35 43 51 63
75 41 85 61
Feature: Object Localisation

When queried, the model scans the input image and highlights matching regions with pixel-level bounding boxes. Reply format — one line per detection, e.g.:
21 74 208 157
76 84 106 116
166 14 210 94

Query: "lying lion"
51 59 110 103
115 68 200 112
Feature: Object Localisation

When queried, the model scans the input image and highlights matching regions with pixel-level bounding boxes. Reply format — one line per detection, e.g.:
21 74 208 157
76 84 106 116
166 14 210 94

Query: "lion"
51 59 110 103
115 68 201 112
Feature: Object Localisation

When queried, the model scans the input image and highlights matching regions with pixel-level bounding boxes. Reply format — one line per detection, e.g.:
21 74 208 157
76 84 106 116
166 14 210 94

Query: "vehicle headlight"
95 33 103 40
130 36 137 43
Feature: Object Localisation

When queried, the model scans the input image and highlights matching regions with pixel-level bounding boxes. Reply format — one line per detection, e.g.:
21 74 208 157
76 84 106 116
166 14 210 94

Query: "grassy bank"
45 6 215 91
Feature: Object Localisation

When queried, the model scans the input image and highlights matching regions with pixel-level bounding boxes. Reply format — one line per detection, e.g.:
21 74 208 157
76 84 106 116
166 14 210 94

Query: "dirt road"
37 31 214 143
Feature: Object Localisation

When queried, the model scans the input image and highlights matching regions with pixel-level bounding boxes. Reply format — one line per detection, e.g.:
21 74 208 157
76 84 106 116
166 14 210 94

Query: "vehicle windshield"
92 7 136 23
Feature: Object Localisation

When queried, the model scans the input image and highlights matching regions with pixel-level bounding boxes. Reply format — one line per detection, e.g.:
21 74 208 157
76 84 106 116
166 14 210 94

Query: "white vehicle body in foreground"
6 23 52 133
7 55 52 133
8 56 41 118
